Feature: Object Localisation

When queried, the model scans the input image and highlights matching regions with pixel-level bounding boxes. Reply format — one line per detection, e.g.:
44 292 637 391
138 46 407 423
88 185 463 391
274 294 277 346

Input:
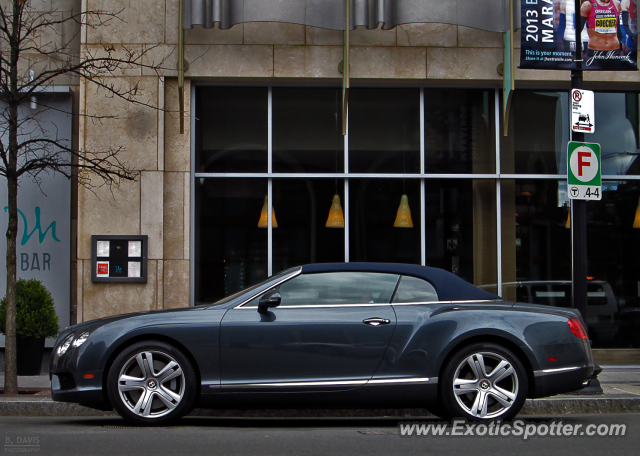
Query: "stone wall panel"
185 45 273 77
86 0 165 44
274 45 343 78
77 179 141 260
81 259 157 320
84 76 159 171
163 260 190 309
351 47 426 79
427 48 501 80
458 27 503 48
244 22 305 45
163 172 186 260
397 23 457 47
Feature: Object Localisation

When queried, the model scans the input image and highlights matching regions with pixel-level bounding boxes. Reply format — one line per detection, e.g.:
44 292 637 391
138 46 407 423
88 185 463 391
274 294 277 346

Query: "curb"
521 397 640 415
0 397 639 418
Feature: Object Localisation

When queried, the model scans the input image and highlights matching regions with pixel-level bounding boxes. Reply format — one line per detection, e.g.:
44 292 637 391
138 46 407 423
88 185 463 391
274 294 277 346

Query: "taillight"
568 318 588 339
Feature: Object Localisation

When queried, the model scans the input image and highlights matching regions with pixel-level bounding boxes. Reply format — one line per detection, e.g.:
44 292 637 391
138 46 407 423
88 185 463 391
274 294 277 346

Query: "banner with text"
520 0 637 71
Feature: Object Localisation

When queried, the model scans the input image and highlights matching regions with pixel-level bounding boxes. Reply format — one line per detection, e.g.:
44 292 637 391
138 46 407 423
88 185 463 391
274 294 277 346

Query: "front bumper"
50 370 112 411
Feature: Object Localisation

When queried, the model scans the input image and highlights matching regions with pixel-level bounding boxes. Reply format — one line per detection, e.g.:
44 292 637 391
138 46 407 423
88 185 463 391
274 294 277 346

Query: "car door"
219 271 399 391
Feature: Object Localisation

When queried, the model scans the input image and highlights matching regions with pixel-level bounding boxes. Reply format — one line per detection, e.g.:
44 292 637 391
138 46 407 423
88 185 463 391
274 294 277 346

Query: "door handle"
363 317 391 326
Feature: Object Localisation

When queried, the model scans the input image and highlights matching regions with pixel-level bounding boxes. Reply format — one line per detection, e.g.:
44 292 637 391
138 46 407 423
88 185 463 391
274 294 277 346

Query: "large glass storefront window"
503 91 640 176
194 85 640 349
195 87 499 303
500 180 572 303
349 89 420 174
424 179 497 290
499 91 640 348
586 181 640 348
196 87 268 173
591 94 640 176
194 178 267 304
273 179 345 273
501 179 640 348
424 90 496 174
502 92 570 175
349 179 422 264
273 88 344 174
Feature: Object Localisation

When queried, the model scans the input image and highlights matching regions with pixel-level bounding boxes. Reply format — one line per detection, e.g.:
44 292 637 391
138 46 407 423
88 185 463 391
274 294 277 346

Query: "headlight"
57 335 75 356
72 332 90 348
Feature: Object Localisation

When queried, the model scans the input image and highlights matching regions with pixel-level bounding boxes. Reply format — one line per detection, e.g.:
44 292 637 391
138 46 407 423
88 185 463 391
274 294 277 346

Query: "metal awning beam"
182 0 511 33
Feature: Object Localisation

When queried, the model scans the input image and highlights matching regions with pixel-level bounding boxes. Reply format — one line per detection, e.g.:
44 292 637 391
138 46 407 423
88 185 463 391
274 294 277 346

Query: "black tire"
439 342 528 421
107 341 197 425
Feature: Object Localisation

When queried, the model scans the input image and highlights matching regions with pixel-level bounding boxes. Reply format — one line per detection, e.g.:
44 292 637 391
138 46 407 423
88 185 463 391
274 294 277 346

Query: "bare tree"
0 1 169 395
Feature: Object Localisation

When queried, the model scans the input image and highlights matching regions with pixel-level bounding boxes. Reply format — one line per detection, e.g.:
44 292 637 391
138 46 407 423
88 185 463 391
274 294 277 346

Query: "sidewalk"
0 367 638 417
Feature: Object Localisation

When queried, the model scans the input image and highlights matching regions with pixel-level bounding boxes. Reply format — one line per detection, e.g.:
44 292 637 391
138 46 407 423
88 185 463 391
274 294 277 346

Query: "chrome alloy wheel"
117 351 185 419
452 351 519 419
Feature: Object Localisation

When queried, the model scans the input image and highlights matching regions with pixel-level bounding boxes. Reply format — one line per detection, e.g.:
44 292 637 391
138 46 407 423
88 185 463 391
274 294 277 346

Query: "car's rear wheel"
107 341 196 425
440 343 527 421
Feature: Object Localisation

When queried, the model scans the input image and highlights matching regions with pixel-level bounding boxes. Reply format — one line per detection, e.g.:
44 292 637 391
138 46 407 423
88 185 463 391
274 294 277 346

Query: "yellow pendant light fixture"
394 194 414 228
258 195 278 228
565 207 570 229
326 194 345 228
633 196 640 228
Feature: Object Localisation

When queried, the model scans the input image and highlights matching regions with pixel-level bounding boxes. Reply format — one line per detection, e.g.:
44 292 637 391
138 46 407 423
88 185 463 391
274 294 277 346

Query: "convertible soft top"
301 263 501 302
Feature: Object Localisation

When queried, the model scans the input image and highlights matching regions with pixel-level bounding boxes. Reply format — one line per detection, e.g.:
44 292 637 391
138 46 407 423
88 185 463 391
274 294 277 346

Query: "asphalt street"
1 414 639 456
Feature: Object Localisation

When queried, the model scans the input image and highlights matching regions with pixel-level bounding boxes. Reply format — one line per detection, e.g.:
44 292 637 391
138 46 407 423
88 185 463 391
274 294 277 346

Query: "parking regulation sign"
571 89 595 134
567 141 601 200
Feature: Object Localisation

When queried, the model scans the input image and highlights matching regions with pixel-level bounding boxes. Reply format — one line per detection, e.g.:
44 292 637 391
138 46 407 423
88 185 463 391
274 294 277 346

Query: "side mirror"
258 291 281 314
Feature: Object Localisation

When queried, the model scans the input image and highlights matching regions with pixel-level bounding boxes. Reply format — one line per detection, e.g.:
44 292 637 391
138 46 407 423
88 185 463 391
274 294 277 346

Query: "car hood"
61 306 208 334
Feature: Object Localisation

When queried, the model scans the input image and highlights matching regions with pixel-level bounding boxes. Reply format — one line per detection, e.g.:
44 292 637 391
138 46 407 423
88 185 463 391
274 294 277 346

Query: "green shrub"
0 279 59 338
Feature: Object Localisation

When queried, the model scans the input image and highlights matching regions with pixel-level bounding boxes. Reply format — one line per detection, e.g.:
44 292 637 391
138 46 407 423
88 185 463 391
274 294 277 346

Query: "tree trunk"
3 109 19 394
4 171 18 395
4 0 21 395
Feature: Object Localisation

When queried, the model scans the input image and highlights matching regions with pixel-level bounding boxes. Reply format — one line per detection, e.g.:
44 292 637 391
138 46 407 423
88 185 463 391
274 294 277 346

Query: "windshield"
203 267 302 307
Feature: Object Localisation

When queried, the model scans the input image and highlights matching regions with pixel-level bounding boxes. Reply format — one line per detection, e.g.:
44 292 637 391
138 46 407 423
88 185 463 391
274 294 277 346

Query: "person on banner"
580 0 629 68
558 0 590 60
620 0 637 63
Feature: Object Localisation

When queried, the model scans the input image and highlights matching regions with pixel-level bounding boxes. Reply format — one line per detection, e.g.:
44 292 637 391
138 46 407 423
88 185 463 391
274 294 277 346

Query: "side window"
392 276 438 304
244 272 400 307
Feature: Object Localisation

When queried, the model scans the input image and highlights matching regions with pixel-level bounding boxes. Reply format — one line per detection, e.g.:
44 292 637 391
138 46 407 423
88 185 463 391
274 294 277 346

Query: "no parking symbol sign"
567 142 601 201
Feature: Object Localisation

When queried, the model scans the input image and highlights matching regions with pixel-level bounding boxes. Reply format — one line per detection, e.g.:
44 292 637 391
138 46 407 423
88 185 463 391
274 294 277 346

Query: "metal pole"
342 0 350 135
571 0 587 320
569 1 602 395
178 0 185 134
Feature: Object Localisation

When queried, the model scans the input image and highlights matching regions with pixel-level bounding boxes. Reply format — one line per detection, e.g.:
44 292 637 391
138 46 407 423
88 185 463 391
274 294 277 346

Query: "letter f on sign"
578 152 591 177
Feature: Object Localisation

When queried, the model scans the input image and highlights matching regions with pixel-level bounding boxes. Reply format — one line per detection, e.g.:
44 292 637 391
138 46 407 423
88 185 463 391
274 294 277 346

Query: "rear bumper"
531 365 594 398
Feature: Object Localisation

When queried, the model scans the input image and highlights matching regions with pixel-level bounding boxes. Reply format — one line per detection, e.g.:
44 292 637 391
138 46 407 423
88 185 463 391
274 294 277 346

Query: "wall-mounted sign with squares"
91 235 148 283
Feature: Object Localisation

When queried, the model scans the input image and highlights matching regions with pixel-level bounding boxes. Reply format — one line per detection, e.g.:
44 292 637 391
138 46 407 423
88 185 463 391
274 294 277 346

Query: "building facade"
9 1 640 354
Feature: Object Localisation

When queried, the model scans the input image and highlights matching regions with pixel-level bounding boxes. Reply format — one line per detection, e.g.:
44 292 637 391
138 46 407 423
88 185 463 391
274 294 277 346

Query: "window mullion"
268 87 273 276
344 101 349 263
420 88 426 266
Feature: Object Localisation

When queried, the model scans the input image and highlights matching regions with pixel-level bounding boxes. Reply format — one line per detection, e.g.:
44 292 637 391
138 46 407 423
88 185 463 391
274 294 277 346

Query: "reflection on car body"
497 280 619 346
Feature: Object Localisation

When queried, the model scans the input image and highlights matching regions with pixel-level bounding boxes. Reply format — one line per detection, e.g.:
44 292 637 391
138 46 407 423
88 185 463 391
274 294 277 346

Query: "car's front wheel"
440 343 528 421
107 341 196 425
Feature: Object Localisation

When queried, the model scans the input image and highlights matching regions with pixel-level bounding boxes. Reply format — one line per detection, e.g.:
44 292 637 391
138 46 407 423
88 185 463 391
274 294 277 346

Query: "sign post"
570 0 587 325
